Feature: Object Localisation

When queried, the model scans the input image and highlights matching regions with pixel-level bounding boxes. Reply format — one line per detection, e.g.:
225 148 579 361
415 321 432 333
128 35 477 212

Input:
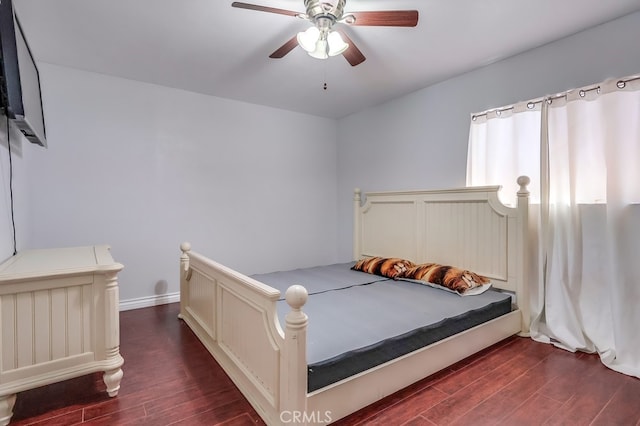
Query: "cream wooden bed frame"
178 177 530 425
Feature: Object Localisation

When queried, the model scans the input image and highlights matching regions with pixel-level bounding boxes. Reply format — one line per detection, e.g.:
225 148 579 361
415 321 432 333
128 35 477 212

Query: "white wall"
0 115 30 263
8 11 640 301
336 11 640 260
25 64 338 301
0 116 14 262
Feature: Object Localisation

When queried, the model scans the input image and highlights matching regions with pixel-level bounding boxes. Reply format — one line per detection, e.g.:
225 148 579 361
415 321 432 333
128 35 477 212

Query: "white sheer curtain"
467 76 640 378
535 78 640 377
466 103 541 206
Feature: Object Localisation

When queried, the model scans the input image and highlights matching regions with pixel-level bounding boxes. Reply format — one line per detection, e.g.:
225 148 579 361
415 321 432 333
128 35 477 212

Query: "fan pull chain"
323 63 328 91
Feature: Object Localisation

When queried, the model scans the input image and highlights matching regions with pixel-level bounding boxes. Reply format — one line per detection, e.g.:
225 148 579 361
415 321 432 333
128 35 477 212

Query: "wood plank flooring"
9 303 640 425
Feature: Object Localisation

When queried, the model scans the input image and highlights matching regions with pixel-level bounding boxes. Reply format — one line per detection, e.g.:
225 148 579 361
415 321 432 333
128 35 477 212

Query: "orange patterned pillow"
399 263 490 294
351 257 415 279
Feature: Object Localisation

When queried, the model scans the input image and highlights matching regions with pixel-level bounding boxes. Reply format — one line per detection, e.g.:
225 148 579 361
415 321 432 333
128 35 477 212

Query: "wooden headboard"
353 177 531 331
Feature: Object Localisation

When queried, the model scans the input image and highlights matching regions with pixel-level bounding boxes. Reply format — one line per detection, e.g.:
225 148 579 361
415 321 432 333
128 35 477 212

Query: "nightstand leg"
103 368 124 397
0 394 16 426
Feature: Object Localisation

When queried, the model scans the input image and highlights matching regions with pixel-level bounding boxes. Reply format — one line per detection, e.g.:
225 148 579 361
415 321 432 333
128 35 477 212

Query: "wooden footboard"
178 243 308 425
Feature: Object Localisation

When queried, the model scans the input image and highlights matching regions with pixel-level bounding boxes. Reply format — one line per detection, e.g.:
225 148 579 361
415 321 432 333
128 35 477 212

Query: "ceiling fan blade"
346 10 418 27
231 2 300 17
269 36 299 59
338 31 366 67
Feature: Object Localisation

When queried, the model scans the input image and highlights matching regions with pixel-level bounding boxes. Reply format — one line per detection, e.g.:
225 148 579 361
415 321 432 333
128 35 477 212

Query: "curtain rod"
472 75 640 121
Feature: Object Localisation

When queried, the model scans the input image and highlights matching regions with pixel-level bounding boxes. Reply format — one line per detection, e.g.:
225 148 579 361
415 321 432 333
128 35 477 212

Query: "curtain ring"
617 80 626 89
579 90 586 97
527 102 535 109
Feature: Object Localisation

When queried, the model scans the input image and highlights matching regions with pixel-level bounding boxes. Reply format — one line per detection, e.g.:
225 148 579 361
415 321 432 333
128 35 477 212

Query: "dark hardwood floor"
9 303 640 425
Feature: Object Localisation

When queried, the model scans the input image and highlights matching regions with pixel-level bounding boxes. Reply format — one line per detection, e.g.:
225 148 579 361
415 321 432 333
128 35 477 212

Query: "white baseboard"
119 292 180 311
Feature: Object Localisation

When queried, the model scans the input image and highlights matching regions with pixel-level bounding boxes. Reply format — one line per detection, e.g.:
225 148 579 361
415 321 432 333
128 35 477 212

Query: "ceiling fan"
231 0 418 66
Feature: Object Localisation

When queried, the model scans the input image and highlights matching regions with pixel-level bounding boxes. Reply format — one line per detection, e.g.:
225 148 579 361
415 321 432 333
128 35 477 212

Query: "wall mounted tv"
0 0 46 147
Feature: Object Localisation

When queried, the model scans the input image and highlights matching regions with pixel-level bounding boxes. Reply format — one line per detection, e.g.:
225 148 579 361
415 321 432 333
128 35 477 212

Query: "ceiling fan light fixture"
233 0 418 66
297 26 320 52
327 31 348 56
297 26 347 60
308 39 329 59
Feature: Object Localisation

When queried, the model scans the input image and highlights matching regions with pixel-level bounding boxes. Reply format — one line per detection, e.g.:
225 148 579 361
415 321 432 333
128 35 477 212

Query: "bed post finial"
517 176 530 197
353 188 362 261
281 285 309 418
285 285 308 312
179 242 192 320
180 242 191 253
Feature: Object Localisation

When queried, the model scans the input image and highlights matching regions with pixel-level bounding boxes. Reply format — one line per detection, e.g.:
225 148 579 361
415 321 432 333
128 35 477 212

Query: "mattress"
252 263 512 392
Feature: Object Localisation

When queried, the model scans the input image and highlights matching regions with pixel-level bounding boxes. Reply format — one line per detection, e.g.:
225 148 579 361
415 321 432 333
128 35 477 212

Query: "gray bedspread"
275 278 511 364
251 261 388 296
252 263 510 363
252 263 512 391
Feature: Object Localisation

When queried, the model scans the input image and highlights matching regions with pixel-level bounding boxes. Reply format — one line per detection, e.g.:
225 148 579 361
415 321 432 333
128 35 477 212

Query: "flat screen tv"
0 0 46 147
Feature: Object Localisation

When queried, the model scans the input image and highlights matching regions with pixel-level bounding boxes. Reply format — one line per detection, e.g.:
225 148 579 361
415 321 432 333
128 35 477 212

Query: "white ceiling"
13 0 640 119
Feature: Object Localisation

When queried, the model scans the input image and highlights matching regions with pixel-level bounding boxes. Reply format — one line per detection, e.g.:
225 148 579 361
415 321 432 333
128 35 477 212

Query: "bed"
178 177 531 425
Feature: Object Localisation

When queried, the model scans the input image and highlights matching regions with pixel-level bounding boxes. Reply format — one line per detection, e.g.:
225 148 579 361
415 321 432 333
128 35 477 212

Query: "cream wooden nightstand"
0 246 124 425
